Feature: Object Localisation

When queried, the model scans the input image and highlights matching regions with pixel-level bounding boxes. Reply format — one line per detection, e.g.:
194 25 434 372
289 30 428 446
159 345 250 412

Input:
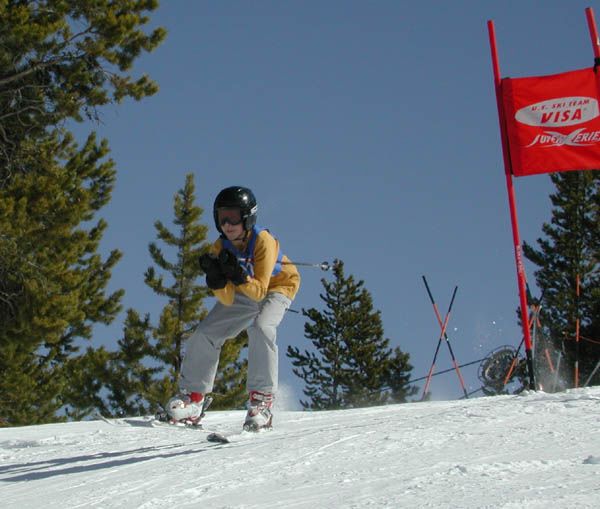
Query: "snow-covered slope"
1 388 599 508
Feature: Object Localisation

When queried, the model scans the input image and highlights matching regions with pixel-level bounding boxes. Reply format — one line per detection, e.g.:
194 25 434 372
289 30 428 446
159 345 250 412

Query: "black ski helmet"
213 186 258 234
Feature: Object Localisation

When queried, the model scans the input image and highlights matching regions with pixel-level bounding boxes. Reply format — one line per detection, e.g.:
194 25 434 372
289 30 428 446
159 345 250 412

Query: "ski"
149 418 206 431
96 414 271 446
96 413 234 439
206 427 271 445
96 413 199 430
206 432 231 444
95 395 271 445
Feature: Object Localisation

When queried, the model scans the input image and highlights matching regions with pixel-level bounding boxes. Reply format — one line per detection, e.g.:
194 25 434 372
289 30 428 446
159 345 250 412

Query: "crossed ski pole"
421 276 469 400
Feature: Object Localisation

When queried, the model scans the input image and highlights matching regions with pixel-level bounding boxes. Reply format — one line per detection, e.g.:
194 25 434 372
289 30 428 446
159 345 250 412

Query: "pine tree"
523 170 600 389
62 346 113 421
138 173 209 407
106 310 159 417
0 1 165 425
0 342 67 425
287 260 415 410
0 0 166 175
62 310 159 420
0 132 123 425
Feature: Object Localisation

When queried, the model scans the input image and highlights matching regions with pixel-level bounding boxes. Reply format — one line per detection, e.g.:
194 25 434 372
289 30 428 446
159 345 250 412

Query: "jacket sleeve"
238 230 279 302
208 239 235 306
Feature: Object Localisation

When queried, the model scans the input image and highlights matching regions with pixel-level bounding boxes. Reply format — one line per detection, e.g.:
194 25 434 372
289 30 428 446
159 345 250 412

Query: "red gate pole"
579 8 598 388
586 8 600 121
487 20 536 390
585 7 600 60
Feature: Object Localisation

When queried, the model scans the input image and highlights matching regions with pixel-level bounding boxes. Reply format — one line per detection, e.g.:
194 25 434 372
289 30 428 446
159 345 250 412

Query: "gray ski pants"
180 292 291 395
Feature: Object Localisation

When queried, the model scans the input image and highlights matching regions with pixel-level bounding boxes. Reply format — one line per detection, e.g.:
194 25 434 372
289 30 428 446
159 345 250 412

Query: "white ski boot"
243 391 273 431
165 391 208 426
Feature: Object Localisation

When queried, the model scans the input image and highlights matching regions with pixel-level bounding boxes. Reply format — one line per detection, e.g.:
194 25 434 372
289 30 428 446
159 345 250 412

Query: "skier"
165 186 301 431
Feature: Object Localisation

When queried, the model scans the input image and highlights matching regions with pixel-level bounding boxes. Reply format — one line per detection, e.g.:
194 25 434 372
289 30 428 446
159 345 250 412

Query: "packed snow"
1 387 599 508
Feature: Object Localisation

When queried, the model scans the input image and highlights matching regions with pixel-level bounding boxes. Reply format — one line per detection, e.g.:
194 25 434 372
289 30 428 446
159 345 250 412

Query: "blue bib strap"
222 225 282 278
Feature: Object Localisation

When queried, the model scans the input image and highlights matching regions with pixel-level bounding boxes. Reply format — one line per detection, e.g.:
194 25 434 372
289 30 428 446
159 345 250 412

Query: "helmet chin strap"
231 229 249 243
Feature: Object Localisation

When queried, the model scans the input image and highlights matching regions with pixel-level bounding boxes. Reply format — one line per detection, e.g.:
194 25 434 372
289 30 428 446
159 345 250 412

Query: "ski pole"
379 357 485 394
543 348 555 373
421 280 459 400
422 277 468 398
421 334 444 400
408 357 486 384
552 351 563 392
584 358 600 387
238 257 334 271
443 333 469 399
502 290 544 387
503 337 524 387
461 386 484 399
421 284 458 398
284 260 334 271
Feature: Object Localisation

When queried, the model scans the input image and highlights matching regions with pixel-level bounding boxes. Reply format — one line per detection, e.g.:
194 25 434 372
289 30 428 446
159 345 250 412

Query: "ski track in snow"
1 388 599 508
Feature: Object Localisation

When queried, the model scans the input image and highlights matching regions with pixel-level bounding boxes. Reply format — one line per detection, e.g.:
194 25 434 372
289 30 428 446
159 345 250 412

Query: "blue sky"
70 1 598 404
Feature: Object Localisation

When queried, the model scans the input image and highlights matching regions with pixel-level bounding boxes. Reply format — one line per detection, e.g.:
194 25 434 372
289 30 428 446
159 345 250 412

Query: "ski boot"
161 391 212 427
243 391 273 432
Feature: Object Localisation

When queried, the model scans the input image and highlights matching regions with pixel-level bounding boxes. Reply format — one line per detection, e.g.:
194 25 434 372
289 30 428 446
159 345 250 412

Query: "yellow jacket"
210 229 300 305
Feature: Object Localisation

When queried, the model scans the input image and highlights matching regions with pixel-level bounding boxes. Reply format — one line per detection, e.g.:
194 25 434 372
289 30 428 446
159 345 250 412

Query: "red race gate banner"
501 67 600 177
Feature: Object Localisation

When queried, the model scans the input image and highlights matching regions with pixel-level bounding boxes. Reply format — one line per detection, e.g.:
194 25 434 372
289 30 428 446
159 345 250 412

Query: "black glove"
199 253 227 290
218 249 247 286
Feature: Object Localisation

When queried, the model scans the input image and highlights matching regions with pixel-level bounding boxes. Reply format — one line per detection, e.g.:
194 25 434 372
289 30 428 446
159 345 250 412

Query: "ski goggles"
217 208 243 226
